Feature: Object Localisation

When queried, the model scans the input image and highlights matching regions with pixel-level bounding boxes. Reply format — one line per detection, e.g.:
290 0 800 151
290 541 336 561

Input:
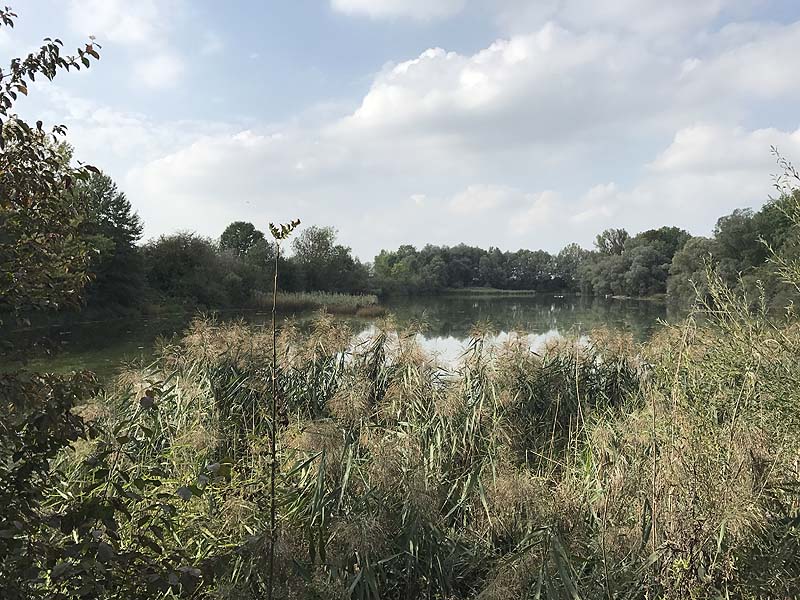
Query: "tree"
71 171 145 308
478 248 507 288
220 221 265 257
713 209 762 281
0 24 102 318
594 228 629 255
578 252 630 296
507 249 555 290
667 236 717 305
292 226 337 290
624 245 668 296
291 226 367 293
143 232 228 306
555 243 586 291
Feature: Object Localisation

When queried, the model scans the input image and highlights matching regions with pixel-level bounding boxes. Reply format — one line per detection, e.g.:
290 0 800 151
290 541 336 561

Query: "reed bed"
53 265 800 599
253 291 385 316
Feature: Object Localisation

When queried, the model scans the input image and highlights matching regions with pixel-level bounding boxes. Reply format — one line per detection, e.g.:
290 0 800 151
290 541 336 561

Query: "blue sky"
6 0 800 258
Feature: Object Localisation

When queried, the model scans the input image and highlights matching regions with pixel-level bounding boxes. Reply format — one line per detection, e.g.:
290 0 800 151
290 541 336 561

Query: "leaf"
639 496 652 552
139 535 163 555
97 542 114 562
51 561 71 580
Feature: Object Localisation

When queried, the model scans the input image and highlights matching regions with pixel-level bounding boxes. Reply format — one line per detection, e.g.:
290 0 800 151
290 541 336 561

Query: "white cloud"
448 184 513 214
648 124 788 173
331 0 465 20
576 124 800 235
570 183 619 223
34 6 800 259
133 52 185 89
68 0 167 44
510 191 558 234
682 22 800 100
335 25 671 147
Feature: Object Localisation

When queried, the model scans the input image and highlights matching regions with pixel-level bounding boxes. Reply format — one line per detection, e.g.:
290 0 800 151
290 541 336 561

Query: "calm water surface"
2 294 671 380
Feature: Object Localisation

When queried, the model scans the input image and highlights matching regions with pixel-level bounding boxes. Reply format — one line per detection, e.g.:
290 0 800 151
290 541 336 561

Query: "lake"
2 294 671 380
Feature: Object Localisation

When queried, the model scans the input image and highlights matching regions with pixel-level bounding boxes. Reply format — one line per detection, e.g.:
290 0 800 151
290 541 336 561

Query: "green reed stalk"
268 240 278 600
266 219 300 600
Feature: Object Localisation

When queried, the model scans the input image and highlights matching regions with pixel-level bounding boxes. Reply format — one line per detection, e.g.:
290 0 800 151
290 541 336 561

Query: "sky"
6 0 800 259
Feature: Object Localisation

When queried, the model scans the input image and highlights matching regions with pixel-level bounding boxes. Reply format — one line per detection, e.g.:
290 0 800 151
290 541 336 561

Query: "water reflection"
381 294 669 341
354 325 573 368
2 294 670 379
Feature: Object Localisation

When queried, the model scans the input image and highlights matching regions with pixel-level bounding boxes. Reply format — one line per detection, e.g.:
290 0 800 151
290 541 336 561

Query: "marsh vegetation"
9 264 799 599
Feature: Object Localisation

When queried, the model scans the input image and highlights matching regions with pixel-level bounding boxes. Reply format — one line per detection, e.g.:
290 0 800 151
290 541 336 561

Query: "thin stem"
268 242 279 600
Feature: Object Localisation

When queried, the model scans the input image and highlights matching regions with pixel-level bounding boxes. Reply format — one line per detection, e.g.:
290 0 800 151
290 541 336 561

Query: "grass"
57 262 800 598
32 185 800 599
253 290 386 316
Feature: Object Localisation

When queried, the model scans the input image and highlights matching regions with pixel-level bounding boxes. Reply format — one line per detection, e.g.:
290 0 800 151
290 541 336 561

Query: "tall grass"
254 290 385 316
59 257 800 599
48 181 800 599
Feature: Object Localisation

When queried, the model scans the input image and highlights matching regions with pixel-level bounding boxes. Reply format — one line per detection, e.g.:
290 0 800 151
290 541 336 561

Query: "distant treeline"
71 171 799 314
373 193 799 307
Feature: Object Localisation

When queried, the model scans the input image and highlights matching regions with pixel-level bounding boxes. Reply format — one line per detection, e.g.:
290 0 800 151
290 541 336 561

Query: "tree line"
44 168 800 315
62 177 372 313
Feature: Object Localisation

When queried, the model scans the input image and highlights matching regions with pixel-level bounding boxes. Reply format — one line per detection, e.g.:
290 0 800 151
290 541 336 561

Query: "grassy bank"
37 267 799 599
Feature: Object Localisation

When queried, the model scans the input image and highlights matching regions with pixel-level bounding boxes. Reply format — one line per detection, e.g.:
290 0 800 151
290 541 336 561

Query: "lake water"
2 294 670 380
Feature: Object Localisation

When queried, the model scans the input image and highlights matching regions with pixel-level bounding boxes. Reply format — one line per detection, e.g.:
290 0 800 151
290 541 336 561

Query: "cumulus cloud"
335 25 673 149
67 0 197 90
37 3 800 259
682 22 800 100
331 0 465 20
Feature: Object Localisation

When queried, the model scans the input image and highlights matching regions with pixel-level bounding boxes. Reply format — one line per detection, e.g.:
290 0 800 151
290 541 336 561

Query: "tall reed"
52 186 800 598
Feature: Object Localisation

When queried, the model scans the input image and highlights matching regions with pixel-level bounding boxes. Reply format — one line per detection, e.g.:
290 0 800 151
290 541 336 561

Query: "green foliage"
143 232 230 307
580 226 691 297
220 220 265 257
292 225 369 293
374 243 586 295
665 192 800 308
0 8 102 319
71 171 145 309
667 236 716 305
253 290 381 314
0 9 203 598
137 222 375 311
594 227 629 255
44 244 800 598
